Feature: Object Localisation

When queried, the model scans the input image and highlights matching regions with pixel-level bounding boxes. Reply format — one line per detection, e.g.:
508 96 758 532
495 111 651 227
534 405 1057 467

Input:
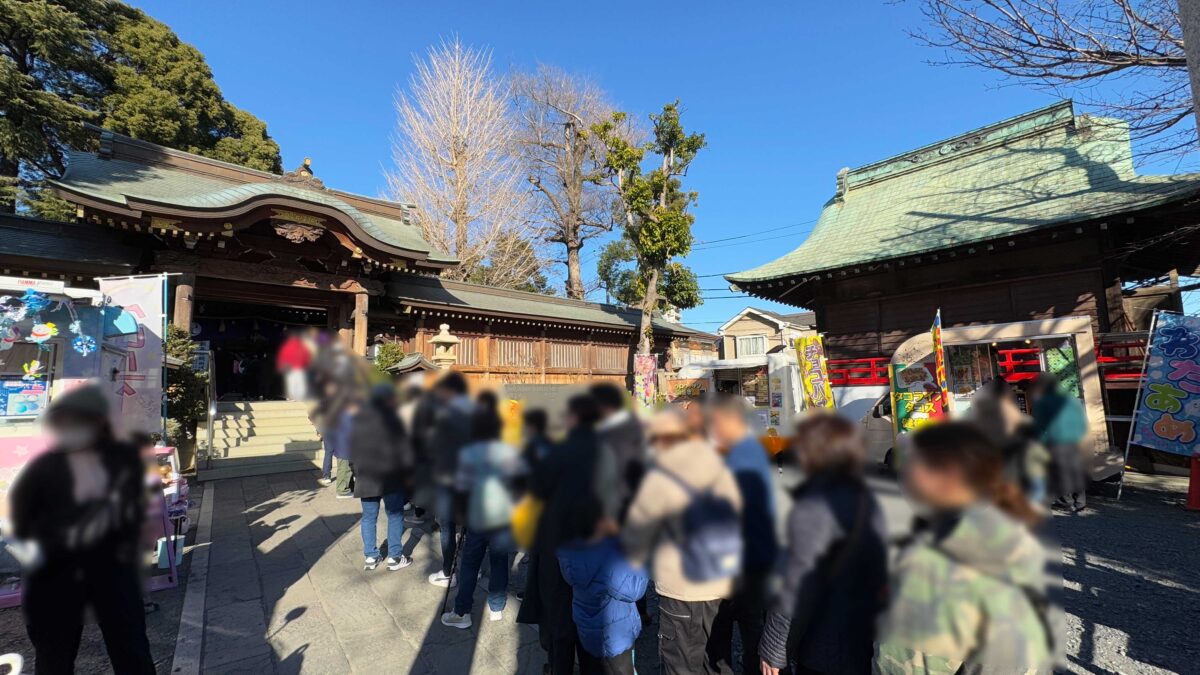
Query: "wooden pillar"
481 322 492 381
172 273 195 331
538 328 548 384
352 292 369 356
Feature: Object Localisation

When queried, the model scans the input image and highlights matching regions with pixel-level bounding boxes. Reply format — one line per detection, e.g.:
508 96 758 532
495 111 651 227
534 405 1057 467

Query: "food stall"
889 316 1116 478
676 351 805 453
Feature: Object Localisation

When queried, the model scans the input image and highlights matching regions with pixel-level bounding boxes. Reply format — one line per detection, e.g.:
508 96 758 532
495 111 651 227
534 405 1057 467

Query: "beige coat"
621 439 743 602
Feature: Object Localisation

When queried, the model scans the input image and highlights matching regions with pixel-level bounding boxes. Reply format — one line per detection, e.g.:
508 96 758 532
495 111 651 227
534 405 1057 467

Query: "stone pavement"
200 471 544 674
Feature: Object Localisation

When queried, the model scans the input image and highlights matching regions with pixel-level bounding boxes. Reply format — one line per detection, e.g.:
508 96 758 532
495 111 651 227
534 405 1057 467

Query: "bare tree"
386 39 546 289
912 0 1194 157
513 66 629 299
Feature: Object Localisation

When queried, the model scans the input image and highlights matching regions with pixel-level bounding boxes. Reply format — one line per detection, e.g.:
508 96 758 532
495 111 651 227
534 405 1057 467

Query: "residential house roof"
718 306 816 333
727 101 1200 284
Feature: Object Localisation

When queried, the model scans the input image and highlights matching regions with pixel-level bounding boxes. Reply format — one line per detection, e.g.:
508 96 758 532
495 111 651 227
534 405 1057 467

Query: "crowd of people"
3 327 1086 674
297 331 1073 675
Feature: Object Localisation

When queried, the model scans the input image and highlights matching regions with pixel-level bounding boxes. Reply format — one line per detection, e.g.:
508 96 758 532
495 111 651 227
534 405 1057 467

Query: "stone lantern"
429 323 460 370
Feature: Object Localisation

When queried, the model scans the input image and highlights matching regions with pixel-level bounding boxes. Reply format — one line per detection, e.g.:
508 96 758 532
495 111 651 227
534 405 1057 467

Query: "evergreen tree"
594 102 704 355
0 0 282 214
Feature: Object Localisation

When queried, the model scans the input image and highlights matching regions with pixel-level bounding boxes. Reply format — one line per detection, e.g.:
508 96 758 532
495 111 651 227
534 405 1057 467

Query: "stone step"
210 424 320 440
216 400 312 414
198 456 321 482
212 414 314 430
208 438 323 455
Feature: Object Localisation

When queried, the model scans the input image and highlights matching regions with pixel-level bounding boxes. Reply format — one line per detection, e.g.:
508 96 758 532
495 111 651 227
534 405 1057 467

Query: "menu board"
0 378 49 418
740 368 770 407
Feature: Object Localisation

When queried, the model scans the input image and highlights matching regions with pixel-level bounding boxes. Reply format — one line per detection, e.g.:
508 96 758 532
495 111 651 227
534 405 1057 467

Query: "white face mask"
54 427 97 451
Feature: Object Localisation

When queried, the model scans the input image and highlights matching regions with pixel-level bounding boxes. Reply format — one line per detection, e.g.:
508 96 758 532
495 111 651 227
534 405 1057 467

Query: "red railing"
996 347 1042 382
1096 339 1147 382
829 357 890 386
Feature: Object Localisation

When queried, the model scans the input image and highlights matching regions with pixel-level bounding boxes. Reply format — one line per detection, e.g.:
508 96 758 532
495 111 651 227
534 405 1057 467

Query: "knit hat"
47 382 110 420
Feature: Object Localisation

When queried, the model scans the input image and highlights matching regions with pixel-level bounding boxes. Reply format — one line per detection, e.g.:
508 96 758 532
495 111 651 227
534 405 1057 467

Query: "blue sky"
131 0 1197 327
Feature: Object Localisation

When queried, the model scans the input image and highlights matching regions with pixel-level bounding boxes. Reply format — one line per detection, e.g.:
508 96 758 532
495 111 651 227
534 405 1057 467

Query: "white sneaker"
488 609 504 622
386 556 413 570
403 501 413 511
428 571 457 588
317 477 333 486
440 611 471 629
364 557 379 571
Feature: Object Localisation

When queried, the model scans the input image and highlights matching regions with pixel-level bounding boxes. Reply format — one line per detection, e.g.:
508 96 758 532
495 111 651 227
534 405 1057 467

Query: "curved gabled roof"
728 101 1200 285
51 142 456 265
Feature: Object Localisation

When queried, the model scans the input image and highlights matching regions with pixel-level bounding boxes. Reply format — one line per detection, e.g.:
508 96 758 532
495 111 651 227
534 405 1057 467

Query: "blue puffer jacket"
557 537 649 659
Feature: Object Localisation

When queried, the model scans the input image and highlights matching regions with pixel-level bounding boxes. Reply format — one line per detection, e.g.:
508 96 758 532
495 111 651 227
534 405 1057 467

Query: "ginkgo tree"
593 101 704 356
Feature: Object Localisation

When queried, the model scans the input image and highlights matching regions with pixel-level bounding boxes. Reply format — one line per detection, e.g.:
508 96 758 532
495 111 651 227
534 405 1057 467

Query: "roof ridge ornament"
278 157 326 191
834 167 850 202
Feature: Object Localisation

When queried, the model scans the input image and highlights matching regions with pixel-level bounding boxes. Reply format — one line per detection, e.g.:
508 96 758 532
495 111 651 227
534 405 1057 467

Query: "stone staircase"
198 400 323 481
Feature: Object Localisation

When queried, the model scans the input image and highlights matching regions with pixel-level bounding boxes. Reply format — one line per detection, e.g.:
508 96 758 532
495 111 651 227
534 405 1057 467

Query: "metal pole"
1117 310 1160 500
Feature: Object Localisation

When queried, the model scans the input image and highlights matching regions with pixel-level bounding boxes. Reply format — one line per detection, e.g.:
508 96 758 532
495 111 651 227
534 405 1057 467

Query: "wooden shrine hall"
1 128 704 394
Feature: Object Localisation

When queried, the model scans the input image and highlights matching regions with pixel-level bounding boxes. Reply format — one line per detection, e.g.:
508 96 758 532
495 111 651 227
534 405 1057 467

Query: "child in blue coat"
557 523 648 674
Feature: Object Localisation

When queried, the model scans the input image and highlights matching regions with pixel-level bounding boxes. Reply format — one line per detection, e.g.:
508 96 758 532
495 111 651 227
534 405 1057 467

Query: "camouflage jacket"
874 503 1051 675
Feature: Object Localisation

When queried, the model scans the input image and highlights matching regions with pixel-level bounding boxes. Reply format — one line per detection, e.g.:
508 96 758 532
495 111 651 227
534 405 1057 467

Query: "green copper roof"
52 151 455 262
728 101 1200 284
387 274 704 335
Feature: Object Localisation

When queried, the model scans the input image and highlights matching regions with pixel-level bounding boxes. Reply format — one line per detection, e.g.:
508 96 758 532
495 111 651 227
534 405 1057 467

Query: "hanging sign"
890 362 943 435
1130 312 1200 455
795 335 834 409
98 275 167 436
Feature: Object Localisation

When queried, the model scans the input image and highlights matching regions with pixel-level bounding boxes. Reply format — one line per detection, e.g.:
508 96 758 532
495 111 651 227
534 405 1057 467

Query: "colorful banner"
1131 312 1200 456
98 275 167 436
795 336 834 409
930 309 950 416
890 362 943 435
633 353 658 409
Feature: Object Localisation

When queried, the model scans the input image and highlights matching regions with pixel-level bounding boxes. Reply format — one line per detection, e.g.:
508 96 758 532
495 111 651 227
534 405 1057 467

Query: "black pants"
710 573 769 675
658 595 722 675
24 562 155 675
579 648 636 675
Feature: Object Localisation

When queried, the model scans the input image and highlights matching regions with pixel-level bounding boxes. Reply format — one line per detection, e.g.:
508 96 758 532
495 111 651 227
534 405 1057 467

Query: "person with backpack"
351 384 414 571
440 394 527 628
706 394 779 675
875 422 1051 675
758 413 888 675
621 409 743 675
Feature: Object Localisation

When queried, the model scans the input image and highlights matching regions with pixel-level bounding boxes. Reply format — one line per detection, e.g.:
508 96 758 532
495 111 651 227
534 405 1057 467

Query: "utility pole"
1181 0 1200 134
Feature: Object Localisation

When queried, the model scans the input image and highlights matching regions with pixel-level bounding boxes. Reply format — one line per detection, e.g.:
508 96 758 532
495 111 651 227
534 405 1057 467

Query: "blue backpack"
656 466 743 583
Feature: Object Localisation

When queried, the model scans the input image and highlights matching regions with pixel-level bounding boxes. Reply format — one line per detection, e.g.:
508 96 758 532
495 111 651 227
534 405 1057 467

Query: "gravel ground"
1055 473 1200 675
0 491 199 674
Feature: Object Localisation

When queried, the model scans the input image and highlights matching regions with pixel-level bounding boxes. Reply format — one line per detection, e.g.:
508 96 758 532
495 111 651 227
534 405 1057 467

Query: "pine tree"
0 0 282 214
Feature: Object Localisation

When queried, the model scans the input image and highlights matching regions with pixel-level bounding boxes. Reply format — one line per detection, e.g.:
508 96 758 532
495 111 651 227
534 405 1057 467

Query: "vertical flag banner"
633 353 658 409
1130 312 1200 455
930 309 950 417
795 336 834 409
98 274 167 436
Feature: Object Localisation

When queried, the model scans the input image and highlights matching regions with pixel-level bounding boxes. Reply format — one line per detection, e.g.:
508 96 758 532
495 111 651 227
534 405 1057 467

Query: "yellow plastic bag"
511 493 544 551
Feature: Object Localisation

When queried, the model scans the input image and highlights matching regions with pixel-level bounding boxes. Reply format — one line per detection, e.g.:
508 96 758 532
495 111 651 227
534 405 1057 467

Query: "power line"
693 219 815 246
692 230 809 252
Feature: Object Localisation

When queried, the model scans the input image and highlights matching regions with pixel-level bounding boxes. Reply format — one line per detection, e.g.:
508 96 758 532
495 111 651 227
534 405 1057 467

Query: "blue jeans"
360 492 405 559
436 486 458 576
321 444 334 479
453 528 513 615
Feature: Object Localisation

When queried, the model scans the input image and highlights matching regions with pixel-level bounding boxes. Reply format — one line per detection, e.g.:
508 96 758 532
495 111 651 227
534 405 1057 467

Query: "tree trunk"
637 267 659 354
566 241 585 299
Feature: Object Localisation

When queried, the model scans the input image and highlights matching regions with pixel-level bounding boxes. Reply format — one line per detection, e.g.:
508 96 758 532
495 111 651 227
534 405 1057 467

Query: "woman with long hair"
875 422 1051 675
759 413 888 675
